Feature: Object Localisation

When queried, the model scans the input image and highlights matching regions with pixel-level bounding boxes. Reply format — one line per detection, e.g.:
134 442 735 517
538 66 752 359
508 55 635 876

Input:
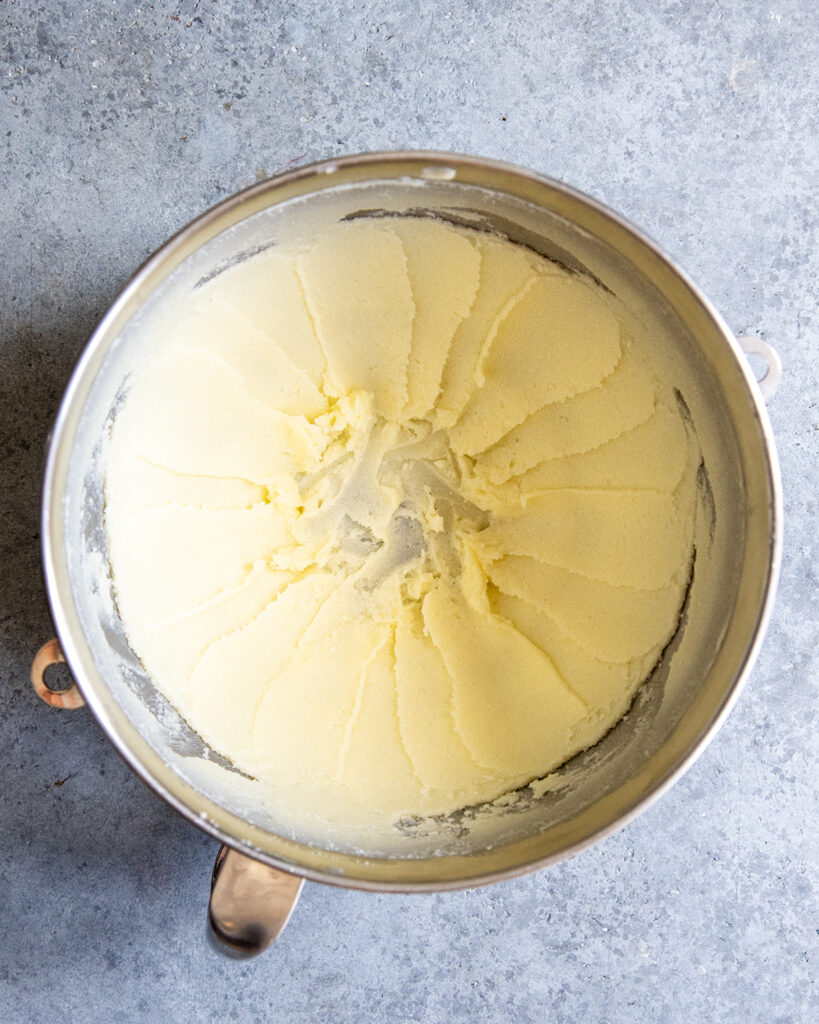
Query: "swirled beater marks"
104 217 697 834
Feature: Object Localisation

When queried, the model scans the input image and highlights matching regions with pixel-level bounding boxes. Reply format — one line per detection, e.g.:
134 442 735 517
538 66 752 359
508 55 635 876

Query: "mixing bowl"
31 152 782 954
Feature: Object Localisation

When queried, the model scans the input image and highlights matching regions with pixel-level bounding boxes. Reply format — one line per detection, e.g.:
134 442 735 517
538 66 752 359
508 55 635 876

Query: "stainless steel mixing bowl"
32 152 782 954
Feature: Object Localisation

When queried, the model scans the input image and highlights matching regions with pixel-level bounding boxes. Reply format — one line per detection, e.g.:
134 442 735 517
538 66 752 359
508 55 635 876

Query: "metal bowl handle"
738 335 782 401
31 639 86 709
207 845 304 957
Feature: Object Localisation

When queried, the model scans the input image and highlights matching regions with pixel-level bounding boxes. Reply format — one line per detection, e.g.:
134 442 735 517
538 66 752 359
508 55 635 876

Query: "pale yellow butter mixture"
105 217 696 827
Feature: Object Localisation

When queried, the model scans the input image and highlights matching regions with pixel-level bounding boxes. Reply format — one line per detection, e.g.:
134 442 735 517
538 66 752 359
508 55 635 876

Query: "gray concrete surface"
2 1 817 1021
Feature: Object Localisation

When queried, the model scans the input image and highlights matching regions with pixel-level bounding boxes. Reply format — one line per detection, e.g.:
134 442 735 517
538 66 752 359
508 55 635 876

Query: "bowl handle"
738 335 782 401
30 639 86 709
207 844 304 957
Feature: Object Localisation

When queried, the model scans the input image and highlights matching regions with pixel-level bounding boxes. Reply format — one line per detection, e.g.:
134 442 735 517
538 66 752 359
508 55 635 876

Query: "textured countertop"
2 2 817 1021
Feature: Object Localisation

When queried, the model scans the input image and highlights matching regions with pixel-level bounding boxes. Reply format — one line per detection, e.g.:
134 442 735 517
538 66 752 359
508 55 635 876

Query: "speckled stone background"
2 1 817 1021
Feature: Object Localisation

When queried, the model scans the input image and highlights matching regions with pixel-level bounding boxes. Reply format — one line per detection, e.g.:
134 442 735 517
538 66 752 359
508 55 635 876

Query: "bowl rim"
40 150 783 891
